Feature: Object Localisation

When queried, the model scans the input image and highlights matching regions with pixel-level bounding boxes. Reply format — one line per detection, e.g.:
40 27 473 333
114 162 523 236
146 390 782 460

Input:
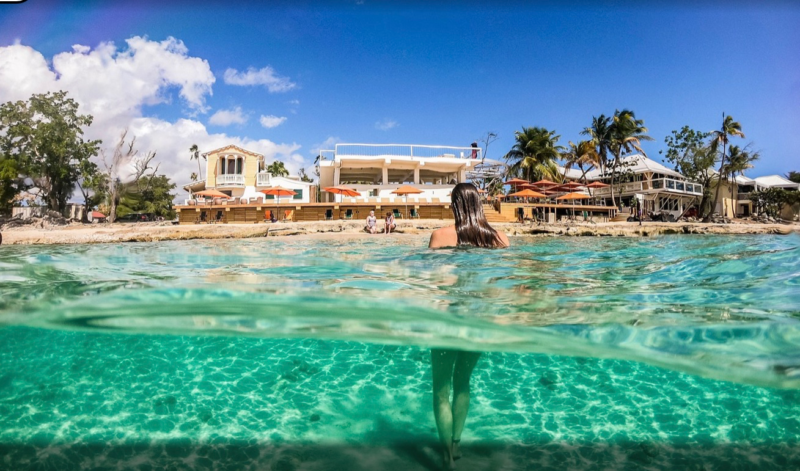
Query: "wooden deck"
176 201 617 225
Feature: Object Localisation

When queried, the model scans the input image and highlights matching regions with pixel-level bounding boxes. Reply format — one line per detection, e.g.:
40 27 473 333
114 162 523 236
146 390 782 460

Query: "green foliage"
504 126 564 182
297 167 314 183
0 91 100 214
749 187 795 219
117 175 176 219
786 171 800 184
266 160 289 177
661 126 717 218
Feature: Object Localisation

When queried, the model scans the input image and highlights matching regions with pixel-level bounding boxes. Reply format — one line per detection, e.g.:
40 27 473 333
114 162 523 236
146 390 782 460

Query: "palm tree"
581 114 613 181
190 172 198 182
189 144 203 180
266 160 289 177
706 114 745 222
721 145 758 213
504 126 564 182
563 140 600 183
606 109 653 207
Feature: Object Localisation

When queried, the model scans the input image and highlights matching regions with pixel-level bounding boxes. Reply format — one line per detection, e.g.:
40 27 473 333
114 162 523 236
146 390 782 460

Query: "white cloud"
310 136 341 156
375 118 398 131
223 66 296 92
0 37 308 202
208 106 247 126
259 115 287 128
289 99 300 105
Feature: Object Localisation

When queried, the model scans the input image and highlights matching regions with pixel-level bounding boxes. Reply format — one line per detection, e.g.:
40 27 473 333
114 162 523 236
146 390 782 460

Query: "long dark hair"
451 183 504 248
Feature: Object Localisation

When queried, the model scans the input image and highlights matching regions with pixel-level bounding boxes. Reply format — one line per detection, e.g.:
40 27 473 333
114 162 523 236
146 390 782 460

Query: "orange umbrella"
585 181 609 188
323 185 361 199
556 192 591 220
194 189 230 199
392 185 423 219
509 189 546 198
261 186 297 221
554 182 586 191
531 179 558 188
504 178 529 185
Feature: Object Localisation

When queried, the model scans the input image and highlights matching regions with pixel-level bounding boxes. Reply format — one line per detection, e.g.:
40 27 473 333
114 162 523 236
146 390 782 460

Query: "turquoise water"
1 234 799 469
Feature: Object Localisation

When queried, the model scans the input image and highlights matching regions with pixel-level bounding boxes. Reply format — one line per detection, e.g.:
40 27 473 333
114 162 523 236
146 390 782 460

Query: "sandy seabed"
1 218 797 246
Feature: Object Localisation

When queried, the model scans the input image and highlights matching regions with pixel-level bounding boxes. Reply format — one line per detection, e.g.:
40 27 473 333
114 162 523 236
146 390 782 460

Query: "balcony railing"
256 173 271 187
216 174 245 187
322 143 482 160
591 178 703 197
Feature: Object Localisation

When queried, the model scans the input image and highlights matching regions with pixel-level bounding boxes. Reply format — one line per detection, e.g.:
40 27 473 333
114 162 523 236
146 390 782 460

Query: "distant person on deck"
428 182 509 470
365 210 377 234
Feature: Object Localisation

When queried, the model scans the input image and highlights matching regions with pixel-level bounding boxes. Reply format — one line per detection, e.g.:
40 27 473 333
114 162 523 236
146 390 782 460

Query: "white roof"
584 154 684 180
753 175 800 189
557 166 585 180
734 175 755 185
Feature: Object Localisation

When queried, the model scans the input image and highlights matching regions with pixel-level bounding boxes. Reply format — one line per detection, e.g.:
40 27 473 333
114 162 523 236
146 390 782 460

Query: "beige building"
713 174 799 220
182 145 315 204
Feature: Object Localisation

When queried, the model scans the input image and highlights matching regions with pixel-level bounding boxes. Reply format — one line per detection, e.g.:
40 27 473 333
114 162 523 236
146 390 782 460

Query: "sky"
0 0 798 201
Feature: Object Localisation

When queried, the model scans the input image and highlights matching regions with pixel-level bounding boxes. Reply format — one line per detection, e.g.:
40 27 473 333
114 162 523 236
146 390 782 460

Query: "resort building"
713 174 800 220
317 143 484 203
560 154 704 219
182 145 315 204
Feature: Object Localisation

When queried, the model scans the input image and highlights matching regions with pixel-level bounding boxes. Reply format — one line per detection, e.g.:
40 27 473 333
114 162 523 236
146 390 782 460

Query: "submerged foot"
441 446 455 471
452 439 462 461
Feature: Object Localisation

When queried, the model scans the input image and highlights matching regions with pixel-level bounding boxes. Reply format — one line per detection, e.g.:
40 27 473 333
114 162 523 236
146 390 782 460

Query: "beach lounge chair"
325 209 333 220
214 211 223 224
393 209 403 219
410 208 420 219
344 209 354 220
283 210 292 222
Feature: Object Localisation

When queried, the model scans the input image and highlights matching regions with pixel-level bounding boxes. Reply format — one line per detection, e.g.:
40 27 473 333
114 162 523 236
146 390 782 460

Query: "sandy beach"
1 219 797 246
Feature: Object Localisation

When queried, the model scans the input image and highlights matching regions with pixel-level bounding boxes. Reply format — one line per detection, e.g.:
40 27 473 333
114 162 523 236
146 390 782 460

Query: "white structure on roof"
317 143 495 203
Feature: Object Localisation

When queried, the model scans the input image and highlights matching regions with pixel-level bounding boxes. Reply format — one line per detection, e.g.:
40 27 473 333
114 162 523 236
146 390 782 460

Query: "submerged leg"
451 351 481 460
431 348 458 470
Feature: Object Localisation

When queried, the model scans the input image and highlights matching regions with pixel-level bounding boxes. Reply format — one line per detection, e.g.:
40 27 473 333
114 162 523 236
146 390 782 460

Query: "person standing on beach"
428 182 509 470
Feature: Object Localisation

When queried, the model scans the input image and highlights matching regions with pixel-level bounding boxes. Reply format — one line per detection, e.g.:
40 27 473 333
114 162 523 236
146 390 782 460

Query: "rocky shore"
1 218 797 246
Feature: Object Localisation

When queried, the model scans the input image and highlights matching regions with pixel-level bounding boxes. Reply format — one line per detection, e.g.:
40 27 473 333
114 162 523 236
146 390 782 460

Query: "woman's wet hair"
450 183 504 248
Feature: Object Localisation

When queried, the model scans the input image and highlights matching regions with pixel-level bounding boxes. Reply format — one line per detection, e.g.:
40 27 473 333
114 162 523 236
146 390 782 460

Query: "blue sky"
0 0 798 189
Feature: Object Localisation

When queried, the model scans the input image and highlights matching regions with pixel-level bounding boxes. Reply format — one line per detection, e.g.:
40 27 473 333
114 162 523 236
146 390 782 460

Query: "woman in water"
428 182 509 470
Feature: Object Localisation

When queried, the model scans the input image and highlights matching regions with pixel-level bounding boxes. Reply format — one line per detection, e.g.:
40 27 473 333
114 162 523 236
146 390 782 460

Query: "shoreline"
1 219 798 246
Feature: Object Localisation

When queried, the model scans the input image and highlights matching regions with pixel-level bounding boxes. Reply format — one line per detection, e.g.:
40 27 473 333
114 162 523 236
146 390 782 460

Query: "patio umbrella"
392 185 423 219
584 181 609 200
261 186 296 221
194 189 230 199
508 188 546 206
531 179 558 188
508 189 546 198
556 192 591 220
504 178 529 192
554 181 586 191
323 185 361 201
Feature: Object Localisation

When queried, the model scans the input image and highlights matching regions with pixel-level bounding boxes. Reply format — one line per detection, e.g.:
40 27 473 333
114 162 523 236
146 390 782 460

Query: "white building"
560 154 704 219
317 143 488 203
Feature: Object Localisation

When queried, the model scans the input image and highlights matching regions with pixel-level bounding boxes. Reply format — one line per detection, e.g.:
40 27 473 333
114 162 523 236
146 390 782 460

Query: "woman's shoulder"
429 225 457 249
495 230 510 248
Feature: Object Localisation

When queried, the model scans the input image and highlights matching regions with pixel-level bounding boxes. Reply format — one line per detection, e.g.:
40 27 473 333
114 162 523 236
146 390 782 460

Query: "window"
292 189 303 200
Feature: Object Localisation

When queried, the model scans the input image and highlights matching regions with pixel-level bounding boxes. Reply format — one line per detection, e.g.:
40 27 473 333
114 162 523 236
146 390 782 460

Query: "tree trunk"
197 158 203 180
706 141 726 223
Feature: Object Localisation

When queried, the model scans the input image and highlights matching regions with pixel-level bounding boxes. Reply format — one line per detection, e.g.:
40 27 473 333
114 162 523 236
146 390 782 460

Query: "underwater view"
1 234 799 470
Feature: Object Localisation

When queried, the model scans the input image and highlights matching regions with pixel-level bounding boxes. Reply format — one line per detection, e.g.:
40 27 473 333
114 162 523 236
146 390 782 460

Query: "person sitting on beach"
384 211 396 234
365 210 378 234
428 182 509 471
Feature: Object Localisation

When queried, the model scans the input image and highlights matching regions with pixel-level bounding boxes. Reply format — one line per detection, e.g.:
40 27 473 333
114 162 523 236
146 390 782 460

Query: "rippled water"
1 234 799 469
